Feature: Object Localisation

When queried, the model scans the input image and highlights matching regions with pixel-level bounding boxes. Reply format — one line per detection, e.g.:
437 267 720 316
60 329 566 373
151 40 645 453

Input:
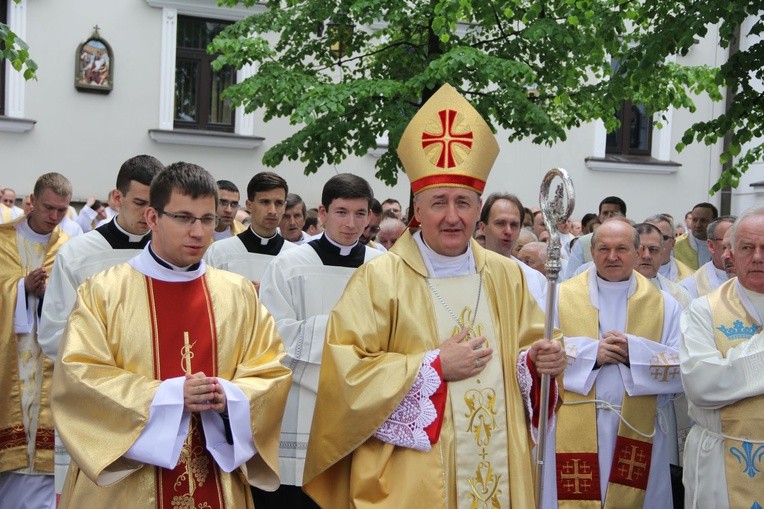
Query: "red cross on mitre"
556 452 602 501
421 109 474 169
608 436 652 490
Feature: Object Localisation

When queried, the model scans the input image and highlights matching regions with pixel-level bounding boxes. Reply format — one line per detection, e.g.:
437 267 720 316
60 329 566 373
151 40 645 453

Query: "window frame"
606 100 653 157
0 0 35 132
174 15 235 133
147 0 265 148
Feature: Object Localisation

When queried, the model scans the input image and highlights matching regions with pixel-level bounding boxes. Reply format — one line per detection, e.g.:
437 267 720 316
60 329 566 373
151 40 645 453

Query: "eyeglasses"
365 225 381 234
157 209 219 228
218 199 240 209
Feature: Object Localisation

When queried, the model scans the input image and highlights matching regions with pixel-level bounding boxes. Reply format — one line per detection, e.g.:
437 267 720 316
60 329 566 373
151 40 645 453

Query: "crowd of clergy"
1 85 763 509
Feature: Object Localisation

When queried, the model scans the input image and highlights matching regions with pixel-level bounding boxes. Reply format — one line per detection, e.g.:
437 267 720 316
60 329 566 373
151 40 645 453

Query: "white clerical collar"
658 260 672 279
595 274 632 291
687 231 699 249
588 269 636 308
711 263 728 281
737 280 764 325
322 232 358 256
113 216 150 243
413 230 476 278
128 243 206 282
213 226 231 241
251 227 277 245
17 217 52 243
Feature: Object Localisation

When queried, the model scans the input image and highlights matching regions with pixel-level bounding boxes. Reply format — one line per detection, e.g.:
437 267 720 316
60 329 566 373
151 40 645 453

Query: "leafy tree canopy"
1 0 37 80
211 0 756 192
624 0 763 193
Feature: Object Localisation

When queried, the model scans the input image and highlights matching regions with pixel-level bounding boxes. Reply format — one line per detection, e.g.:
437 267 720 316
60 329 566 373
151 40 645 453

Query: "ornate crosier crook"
535 168 575 509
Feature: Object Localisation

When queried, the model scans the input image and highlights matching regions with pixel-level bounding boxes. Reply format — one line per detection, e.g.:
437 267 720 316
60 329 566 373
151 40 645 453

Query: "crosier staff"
535 168 575 508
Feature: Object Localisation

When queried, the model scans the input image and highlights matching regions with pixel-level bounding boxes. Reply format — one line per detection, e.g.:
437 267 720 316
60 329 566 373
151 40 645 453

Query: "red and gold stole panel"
146 275 224 509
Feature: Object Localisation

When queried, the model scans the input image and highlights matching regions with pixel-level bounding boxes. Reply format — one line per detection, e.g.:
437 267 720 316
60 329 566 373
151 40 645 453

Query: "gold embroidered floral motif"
173 417 209 500
467 460 503 508
450 307 485 339
464 388 497 446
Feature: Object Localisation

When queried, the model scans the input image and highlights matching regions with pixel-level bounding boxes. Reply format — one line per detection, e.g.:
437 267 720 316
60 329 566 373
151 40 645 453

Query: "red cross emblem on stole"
608 436 652 490
556 452 602 500
421 109 474 169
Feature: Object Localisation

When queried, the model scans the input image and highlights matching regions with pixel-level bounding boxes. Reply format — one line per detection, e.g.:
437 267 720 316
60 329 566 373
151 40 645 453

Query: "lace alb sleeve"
373 349 442 451
517 350 535 432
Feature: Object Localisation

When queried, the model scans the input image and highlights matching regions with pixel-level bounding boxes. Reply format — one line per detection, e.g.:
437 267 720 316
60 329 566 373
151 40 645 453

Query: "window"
606 101 652 156
586 57 678 173
148 1 263 147
174 15 235 132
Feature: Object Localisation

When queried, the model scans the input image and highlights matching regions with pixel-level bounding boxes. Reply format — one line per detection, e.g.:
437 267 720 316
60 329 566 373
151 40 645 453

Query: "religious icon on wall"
75 27 113 93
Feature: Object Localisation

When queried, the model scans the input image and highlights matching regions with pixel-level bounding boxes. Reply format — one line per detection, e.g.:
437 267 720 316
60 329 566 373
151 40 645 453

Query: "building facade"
1 0 761 218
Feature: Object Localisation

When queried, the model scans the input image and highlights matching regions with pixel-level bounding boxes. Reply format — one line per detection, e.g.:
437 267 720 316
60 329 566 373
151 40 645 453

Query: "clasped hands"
23 267 47 298
183 372 227 414
596 331 629 366
440 327 565 381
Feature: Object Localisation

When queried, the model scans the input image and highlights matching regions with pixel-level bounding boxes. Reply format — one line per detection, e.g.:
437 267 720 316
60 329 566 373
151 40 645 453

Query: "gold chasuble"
232 220 247 235
675 258 695 282
692 264 714 297
0 218 68 474
52 263 291 509
1 203 12 223
304 232 561 509
556 270 663 509
673 234 699 271
707 280 764 509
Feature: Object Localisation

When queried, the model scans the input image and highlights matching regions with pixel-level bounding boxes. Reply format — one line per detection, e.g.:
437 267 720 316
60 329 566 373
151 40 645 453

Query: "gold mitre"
397 84 499 195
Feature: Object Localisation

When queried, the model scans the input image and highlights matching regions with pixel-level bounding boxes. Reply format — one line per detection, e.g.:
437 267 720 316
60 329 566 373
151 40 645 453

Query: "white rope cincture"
690 427 764 509
563 398 656 439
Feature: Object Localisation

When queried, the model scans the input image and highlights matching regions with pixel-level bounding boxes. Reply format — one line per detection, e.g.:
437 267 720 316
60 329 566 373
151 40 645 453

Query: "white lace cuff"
374 349 442 452
517 350 535 435
517 350 558 444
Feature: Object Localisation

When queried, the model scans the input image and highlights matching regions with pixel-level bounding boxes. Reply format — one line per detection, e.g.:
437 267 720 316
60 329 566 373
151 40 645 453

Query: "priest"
51 163 291 508
680 206 764 508
256 173 382 508
0 173 73 508
39 155 163 499
39 155 163 360
303 84 565 509
204 171 294 293
543 220 683 508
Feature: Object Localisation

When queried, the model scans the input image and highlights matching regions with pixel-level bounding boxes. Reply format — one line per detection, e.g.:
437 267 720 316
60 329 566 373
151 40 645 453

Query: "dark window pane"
606 108 623 152
606 101 651 156
177 17 228 50
605 58 652 156
210 66 234 125
175 60 198 122
629 104 650 151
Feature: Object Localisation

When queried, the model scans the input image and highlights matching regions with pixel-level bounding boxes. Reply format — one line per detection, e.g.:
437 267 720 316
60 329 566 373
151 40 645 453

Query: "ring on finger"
475 357 482 368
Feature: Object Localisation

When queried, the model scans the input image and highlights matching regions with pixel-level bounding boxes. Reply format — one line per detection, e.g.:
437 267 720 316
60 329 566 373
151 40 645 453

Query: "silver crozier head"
538 168 575 283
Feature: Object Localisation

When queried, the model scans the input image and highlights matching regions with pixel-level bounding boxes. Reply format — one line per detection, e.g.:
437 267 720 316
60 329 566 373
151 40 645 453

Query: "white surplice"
679 282 764 508
258 234 381 485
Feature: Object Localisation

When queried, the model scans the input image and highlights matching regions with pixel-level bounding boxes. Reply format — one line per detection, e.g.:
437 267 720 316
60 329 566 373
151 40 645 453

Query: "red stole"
146 275 224 509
